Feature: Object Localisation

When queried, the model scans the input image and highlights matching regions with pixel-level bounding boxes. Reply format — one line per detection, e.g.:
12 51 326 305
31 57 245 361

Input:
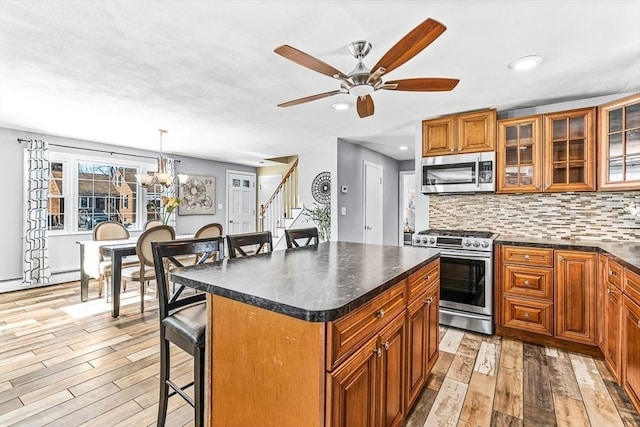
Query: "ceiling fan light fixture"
349 84 374 97
508 55 543 71
331 101 352 111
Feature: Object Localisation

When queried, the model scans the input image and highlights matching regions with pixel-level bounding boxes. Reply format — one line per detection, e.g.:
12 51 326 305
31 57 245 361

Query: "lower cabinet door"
622 295 640 413
555 251 597 344
328 338 379 427
425 285 440 373
503 296 554 335
604 285 622 380
406 297 428 411
379 314 406 427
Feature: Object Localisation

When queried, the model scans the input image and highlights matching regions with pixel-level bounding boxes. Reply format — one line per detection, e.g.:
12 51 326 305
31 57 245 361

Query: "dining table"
78 233 210 318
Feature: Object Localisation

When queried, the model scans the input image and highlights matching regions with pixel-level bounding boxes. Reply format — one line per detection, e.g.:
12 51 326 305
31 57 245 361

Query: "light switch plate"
341 207 346 215
218 204 223 210
341 186 348 194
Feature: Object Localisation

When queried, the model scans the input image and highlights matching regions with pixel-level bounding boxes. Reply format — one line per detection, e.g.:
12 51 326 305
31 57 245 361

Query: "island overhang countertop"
170 241 440 322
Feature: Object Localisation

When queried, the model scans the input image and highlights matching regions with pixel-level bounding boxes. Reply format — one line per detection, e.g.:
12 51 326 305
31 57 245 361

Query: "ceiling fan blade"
278 90 343 107
274 45 348 80
357 95 375 118
372 18 446 76
383 78 459 92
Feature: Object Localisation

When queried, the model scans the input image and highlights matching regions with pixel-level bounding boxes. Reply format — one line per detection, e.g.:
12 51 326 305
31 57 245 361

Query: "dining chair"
226 231 273 258
194 222 223 238
93 221 138 298
152 236 224 427
121 225 175 313
144 219 163 230
285 227 319 248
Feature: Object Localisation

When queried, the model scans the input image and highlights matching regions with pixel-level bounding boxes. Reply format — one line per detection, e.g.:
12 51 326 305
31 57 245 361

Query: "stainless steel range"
413 229 498 334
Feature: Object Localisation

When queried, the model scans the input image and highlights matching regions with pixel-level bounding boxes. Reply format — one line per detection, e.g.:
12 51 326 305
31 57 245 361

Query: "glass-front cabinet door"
497 115 542 193
544 108 596 192
598 94 640 191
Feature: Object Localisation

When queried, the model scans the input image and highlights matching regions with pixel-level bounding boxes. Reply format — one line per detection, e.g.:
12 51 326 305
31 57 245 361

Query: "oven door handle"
440 249 492 259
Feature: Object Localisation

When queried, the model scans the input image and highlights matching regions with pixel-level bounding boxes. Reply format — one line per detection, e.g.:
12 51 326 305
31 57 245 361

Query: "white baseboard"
0 271 80 293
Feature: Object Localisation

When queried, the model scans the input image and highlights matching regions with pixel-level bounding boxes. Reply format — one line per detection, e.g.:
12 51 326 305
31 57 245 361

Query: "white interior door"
227 171 256 234
258 174 281 206
363 161 383 245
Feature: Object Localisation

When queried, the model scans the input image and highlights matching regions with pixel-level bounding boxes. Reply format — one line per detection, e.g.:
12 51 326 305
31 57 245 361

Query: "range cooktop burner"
417 229 495 239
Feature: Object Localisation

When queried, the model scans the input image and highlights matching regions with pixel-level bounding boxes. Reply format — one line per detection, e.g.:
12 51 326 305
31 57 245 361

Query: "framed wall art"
179 174 216 215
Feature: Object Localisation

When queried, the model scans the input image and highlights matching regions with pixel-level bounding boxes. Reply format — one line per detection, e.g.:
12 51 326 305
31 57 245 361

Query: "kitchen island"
171 241 440 427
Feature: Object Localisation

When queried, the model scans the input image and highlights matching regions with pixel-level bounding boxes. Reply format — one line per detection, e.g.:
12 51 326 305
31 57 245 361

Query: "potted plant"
303 202 331 242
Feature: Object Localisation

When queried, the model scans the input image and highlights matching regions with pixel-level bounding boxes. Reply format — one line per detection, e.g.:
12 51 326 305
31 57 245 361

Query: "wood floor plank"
439 328 465 354
553 394 591 427
494 366 523 419
547 349 583 401
579 388 625 427
501 338 524 371
77 399 143 427
523 401 556 426
568 353 608 393
523 343 554 410
1 390 73 426
424 377 468 427
427 351 455 392
446 354 476 384
458 333 483 358
474 341 498 377
602 379 640 427
404 386 438 427
491 410 524 427
458 372 495 427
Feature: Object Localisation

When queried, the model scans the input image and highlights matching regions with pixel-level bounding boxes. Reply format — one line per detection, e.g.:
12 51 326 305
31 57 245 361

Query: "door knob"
365 225 372 230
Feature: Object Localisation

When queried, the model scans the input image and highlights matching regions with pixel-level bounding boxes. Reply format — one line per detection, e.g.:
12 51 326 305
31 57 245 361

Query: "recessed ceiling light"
508 55 543 71
331 101 352 111
399 146 409 151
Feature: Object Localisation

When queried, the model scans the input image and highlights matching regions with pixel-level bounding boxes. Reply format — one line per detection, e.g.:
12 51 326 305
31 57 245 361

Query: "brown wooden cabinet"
378 313 406 427
422 109 496 157
497 245 598 347
496 107 596 193
544 108 597 192
599 257 623 380
554 250 597 345
621 294 640 414
497 115 543 192
405 281 439 411
598 93 640 191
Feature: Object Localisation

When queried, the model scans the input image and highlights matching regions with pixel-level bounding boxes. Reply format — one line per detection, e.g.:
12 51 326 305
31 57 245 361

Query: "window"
47 151 155 233
48 162 65 230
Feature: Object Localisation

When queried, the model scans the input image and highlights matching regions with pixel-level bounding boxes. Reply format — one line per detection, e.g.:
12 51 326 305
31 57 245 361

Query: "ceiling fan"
274 18 459 118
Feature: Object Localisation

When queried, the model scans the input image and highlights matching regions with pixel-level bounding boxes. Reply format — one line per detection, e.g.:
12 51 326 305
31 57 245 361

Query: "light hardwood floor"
1 281 639 427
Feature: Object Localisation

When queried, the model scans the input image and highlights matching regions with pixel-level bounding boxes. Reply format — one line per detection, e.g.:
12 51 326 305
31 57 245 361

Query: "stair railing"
259 158 299 235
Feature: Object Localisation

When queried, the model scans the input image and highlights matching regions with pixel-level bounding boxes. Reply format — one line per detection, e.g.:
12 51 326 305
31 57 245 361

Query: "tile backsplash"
428 191 640 241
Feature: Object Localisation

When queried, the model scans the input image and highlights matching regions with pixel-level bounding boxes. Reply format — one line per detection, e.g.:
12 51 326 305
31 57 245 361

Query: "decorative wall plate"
311 171 331 204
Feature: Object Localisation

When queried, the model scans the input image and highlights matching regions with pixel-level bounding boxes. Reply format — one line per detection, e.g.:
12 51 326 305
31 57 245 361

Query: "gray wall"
398 159 415 172
0 126 254 283
337 139 400 246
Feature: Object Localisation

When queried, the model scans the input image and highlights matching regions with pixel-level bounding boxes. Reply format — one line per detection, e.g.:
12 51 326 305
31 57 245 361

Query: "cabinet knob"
450 148 455 152
425 297 433 305
374 347 382 358
524 280 530 286
524 255 530 260
375 309 385 319
609 270 617 277
383 341 390 350
524 313 530 319
607 288 611 295
423 275 430 282
558 256 563 260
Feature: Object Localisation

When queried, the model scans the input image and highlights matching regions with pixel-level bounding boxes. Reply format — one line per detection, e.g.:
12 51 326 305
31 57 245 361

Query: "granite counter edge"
172 253 440 322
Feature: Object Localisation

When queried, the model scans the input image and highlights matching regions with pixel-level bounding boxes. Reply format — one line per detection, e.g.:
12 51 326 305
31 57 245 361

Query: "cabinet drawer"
503 246 554 267
407 260 440 303
503 296 553 336
327 282 406 370
607 258 623 289
503 265 553 300
624 268 640 307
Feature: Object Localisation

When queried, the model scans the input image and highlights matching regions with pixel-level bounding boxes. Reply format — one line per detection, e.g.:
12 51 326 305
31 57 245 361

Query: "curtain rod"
17 138 181 162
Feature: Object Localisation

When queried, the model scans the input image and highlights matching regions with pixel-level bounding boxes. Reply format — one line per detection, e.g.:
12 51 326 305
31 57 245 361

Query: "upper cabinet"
497 115 543 193
543 107 596 192
422 109 496 157
598 93 640 191
496 107 596 193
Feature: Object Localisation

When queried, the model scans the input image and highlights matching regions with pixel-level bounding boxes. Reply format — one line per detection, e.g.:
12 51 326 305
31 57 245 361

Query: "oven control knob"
421 237 429 244
472 240 480 247
463 240 471 247
481 241 490 248
413 237 420 245
428 237 436 244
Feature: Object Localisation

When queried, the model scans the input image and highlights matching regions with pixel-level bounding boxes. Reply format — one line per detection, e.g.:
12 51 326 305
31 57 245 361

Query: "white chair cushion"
121 265 156 281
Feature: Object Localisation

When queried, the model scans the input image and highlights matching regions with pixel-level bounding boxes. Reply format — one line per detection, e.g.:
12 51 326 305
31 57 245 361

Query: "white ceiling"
1 1 639 164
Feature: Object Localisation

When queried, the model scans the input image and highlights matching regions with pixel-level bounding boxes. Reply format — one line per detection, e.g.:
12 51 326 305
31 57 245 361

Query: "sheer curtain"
23 139 51 285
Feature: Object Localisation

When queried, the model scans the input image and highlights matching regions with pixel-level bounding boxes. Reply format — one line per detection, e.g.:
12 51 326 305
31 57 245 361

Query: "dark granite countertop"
495 235 640 274
170 241 440 322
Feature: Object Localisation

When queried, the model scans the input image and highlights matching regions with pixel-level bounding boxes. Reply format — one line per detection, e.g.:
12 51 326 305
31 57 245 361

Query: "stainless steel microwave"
422 151 495 194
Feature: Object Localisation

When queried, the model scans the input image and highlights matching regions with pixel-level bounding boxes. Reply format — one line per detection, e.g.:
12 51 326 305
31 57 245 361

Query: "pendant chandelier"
136 129 188 189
